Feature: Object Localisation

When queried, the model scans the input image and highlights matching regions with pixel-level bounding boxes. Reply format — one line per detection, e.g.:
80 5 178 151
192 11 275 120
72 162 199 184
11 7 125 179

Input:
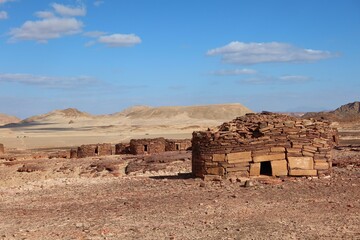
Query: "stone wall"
192 112 338 179
165 139 192 151
0 144 4 154
115 143 130 154
77 143 112 158
129 138 166 155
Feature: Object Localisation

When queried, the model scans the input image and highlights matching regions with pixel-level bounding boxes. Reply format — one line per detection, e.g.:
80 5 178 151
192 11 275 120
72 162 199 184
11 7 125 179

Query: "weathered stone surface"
288 157 314 170
253 153 286 162
289 169 317 176
249 163 260 176
227 151 252 161
314 161 330 170
271 160 288 176
213 154 226 162
271 147 286 152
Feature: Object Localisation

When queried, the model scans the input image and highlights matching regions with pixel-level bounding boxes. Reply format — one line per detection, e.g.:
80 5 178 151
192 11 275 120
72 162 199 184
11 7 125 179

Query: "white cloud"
0 10 7 19
83 31 107 37
94 0 104 7
0 0 14 4
9 17 83 43
98 34 141 47
241 75 311 85
0 73 98 89
279 75 310 82
35 11 55 19
52 3 86 17
207 41 335 65
211 68 257 76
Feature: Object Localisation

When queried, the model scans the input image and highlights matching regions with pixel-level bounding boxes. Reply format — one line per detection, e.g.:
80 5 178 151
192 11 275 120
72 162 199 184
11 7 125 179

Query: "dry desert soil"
0 149 359 240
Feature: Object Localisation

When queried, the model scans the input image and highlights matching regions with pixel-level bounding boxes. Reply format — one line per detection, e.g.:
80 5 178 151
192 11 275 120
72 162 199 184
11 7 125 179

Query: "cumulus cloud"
98 34 141 47
94 0 104 7
35 11 55 19
211 68 257 76
9 17 83 43
52 3 86 16
207 41 335 65
0 10 7 19
8 3 86 43
0 73 98 89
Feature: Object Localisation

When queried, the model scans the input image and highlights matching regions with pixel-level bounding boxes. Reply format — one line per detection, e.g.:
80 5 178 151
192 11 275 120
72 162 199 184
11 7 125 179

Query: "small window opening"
260 161 272 176
144 144 148 152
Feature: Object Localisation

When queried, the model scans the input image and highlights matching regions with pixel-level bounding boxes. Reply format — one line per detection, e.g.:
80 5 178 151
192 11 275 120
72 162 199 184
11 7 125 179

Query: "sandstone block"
302 151 314 157
253 153 286 162
288 157 314 170
271 160 288 176
206 167 224 175
212 154 226 162
271 147 286 152
249 163 260 176
314 162 330 170
289 169 317 176
227 152 252 163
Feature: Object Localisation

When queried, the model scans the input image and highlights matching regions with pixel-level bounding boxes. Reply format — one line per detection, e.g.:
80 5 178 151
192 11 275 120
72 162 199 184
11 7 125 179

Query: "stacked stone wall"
77 143 112 158
192 112 338 178
165 139 192 151
130 138 166 155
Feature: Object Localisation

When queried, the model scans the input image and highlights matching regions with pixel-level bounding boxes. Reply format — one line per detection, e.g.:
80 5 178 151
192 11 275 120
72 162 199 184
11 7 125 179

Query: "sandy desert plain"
0 103 359 239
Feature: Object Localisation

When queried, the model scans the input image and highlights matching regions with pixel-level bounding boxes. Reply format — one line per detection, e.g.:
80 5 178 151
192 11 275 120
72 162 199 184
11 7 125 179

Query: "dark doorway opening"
260 161 272 176
144 144 148 152
175 143 180 151
95 147 99 155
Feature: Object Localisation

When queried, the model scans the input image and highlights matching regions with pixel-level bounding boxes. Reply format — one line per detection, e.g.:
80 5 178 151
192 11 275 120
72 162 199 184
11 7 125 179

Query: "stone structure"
129 138 166 155
0 144 4 154
192 112 338 179
77 143 112 158
70 149 78 159
165 139 192 151
115 143 130 155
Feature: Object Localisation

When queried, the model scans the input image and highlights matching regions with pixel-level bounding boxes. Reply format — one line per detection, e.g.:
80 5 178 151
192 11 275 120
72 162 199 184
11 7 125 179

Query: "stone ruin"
192 112 338 179
130 138 166 155
115 143 130 155
0 143 4 154
165 139 192 151
76 143 112 158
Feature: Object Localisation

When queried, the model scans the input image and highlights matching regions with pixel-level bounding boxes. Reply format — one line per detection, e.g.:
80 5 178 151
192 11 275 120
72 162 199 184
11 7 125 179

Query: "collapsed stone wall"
192 112 338 179
165 139 192 151
0 144 4 154
77 143 112 158
115 143 130 155
129 138 166 155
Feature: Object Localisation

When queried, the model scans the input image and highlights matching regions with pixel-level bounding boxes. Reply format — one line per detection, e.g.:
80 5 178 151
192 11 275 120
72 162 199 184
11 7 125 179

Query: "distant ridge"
0 113 21 126
119 103 253 120
21 108 93 123
302 101 360 122
5 103 253 127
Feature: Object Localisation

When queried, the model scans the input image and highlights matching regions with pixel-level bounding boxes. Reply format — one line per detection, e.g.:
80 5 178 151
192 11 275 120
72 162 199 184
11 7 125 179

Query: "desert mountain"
0 113 21 126
119 103 253 120
21 108 93 123
302 101 360 122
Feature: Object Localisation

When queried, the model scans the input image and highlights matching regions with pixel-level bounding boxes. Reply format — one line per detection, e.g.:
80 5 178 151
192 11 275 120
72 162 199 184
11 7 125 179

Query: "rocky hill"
0 113 21 126
302 101 360 122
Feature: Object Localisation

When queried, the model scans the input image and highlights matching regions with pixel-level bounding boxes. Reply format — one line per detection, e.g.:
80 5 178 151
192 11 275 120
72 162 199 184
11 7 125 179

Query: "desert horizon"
1 1 359 239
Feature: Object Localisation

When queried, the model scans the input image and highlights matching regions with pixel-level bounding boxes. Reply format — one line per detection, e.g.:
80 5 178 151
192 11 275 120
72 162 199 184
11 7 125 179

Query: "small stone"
245 180 254 188
199 182 206 187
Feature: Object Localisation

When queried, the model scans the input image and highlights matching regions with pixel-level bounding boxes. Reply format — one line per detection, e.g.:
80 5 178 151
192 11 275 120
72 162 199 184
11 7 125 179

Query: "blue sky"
0 0 359 118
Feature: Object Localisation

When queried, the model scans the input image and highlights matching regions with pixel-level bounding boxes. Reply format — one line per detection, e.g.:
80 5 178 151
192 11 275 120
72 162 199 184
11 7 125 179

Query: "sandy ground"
0 149 359 240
